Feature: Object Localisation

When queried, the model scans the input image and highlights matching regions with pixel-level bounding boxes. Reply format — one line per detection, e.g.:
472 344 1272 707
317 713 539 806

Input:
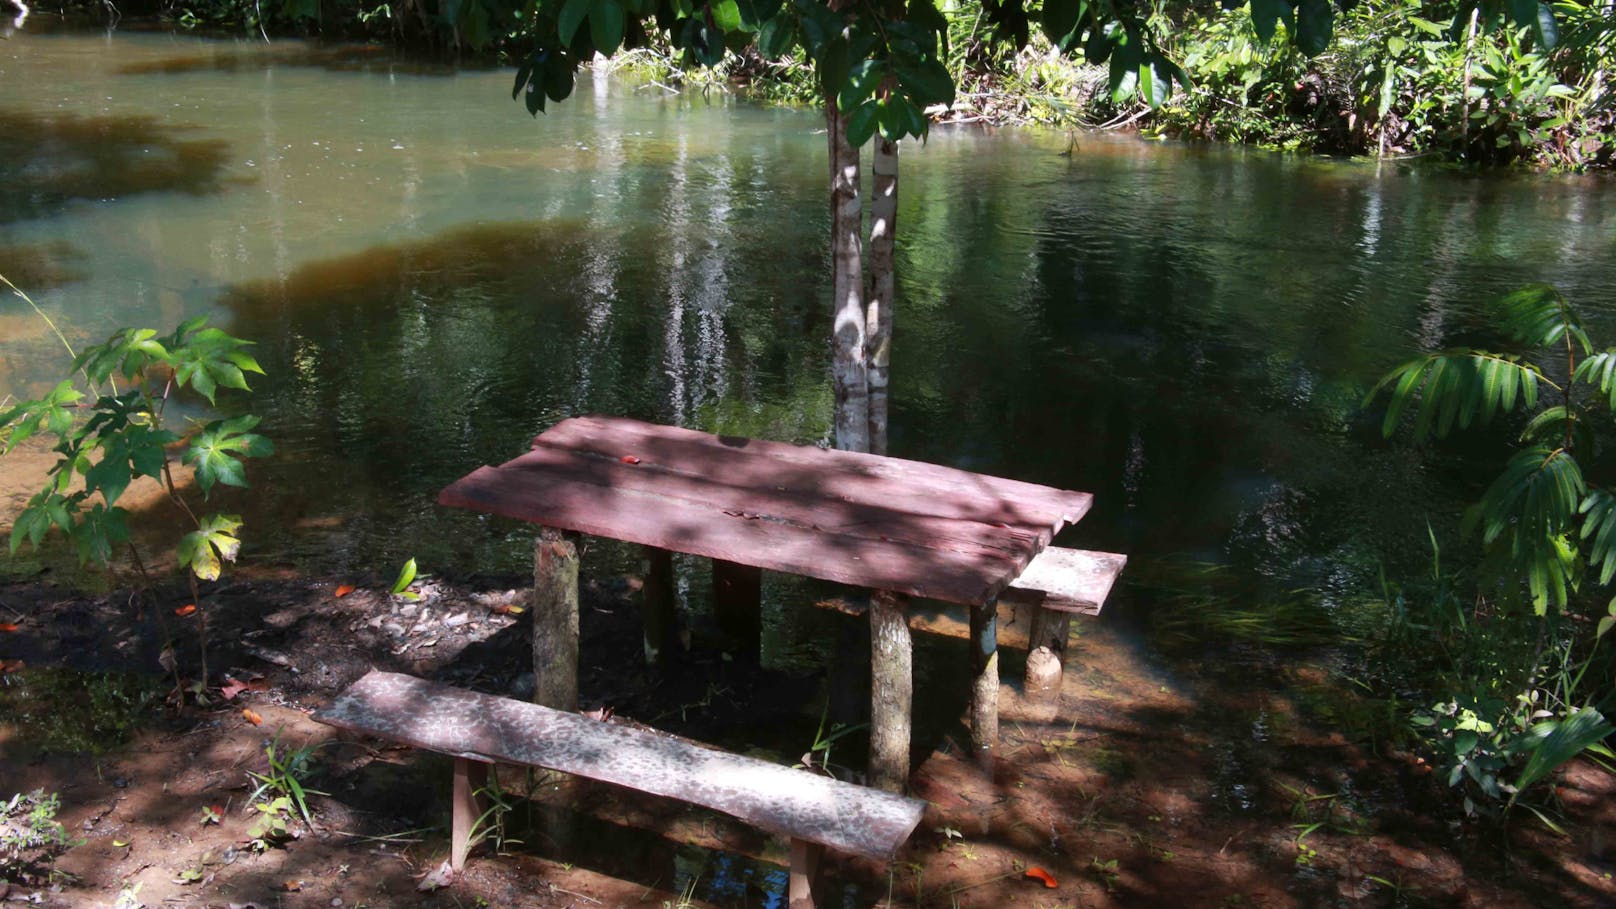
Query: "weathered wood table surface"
439 414 1100 790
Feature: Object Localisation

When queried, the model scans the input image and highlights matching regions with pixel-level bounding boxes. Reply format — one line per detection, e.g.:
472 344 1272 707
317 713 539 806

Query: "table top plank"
538 416 1092 526
498 443 1050 564
316 671 927 860
439 416 1095 605
440 463 1010 603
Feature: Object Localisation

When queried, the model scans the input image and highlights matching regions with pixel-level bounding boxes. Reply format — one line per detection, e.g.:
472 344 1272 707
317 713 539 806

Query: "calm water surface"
4 24 1616 650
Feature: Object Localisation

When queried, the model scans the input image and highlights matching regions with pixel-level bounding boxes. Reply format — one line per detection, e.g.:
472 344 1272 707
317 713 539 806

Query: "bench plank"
1001 548 1127 615
315 671 926 861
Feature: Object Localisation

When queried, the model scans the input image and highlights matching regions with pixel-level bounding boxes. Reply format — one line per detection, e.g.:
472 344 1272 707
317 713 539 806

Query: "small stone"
442 613 469 628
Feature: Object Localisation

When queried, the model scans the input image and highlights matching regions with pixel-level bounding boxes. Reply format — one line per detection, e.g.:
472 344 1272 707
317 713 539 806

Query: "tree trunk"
868 589 912 792
866 136 897 457
532 527 580 711
827 98 869 454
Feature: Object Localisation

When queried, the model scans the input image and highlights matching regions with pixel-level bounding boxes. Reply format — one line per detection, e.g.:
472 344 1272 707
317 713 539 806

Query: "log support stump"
532 527 579 712
641 546 676 666
868 589 912 793
969 597 1000 772
712 559 762 660
450 758 490 871
1024 604 1071 713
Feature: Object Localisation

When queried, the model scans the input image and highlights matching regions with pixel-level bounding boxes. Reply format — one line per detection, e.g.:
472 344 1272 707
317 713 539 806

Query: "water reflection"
0 109 236 224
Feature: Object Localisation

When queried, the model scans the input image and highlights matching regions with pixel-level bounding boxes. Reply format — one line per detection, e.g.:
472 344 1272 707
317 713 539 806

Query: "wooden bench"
314 671 927 908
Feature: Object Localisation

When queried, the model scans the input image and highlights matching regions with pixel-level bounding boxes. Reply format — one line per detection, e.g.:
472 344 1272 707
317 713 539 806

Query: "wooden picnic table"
439 414 1103 790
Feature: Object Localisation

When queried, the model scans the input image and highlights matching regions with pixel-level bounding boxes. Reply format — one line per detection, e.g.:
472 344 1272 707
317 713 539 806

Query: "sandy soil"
1 565 1613 909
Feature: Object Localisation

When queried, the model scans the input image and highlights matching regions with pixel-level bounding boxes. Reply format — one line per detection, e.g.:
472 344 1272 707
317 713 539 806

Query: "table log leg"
712 559 762 660
642 546 676 666
533 527 579 712
869 589 912 793
970 598 999 771
1024 603 1070 706
788 837 822 909
450 758 489 871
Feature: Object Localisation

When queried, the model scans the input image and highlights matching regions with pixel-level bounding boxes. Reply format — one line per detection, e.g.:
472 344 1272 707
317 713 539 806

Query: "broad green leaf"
591 0 626 55
846 100 881 147
558 0 592 44
818 37 851 101
1041 0 1081 44
757 15 793 58
709 0 742 32
1108 35 1142 103
1250 0 1291 44
839 59 882 113
392 557 419 595
1511 709 1614 799
894 57 953 108
178 513 244 581
1296 0 1334 57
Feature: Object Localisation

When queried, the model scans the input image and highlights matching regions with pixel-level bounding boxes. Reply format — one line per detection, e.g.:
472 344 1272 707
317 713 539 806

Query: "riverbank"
3 568 1614 908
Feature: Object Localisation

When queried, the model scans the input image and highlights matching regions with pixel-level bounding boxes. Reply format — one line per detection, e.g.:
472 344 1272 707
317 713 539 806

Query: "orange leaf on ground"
492 604 526 616
174 604 197 617
334 584 357 598
242 709 264 726
0 660 24 673
0 623 17 632
620 455 642 464
1025 867 1059 888
218 677 250 701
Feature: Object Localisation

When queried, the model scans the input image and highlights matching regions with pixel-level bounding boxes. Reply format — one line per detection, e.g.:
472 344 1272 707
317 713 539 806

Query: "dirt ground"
1 565 1613 909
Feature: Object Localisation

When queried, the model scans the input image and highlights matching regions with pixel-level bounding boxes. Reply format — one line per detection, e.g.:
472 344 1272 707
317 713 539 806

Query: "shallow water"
3 25 1616 661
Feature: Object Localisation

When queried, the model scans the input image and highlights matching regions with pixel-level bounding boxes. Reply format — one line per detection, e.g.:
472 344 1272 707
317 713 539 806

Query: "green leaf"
591 0 625 56
757 15 793 58
183 417 274 496
1581 490 1616 585
818 37 851 101
392 557 419 595
1041 0 1081 44
894 57 954 108
839 58 882 113
845 100 880 147
1496 283 1588 353
709 0 742 32
1108 35 1142 103
1250 0 1291 45
1511 709 1614 800
1296 0 1334 57
558 0 592 44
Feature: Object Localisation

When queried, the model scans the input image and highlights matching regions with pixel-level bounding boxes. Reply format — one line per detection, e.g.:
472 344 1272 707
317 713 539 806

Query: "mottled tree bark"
866 136 897 456
868 589 912 792
827 98 869 454
969 598 999 771
532 527 579 711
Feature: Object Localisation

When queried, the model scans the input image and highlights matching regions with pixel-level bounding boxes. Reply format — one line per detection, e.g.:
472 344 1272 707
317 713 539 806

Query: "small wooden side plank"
315 672 927 862
1000 548 1127 615
789 838 822 909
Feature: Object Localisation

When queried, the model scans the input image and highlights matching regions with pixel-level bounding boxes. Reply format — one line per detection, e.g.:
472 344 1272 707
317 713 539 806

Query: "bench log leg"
642 546 676 666
533 527 580 712
450 758 490 871
1024 604 1070 708
969 598 999 772
868 590 912 793
712 559 762 661
788 837 822 909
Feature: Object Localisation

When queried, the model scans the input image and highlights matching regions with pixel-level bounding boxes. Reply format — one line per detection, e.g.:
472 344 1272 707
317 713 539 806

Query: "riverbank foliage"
49 0 1616 169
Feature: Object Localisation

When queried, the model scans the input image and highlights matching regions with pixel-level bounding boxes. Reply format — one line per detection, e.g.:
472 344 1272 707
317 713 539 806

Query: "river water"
4 24 1616 655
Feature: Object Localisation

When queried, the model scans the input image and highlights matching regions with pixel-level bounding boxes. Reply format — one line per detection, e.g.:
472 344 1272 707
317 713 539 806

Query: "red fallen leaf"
620 455 642 464
175 604 197 618
242 709 264 726
0 623 16 632
281 880 303 892
492 603 526 616
0 660 24 674
1025 867 1059 888
218 677 250 701
334 584 357 598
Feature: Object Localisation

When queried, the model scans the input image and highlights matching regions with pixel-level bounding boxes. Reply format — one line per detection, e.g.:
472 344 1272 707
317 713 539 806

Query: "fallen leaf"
334 584 357 598
242 709 264 726
112 839 129 848
620 455 642 464
417 860 455 892
0 660 23 674
218 677 250 701
0 623 17 632
280 880 302 893
175 604 197 617
492 604 526 616
1025 867 1059 888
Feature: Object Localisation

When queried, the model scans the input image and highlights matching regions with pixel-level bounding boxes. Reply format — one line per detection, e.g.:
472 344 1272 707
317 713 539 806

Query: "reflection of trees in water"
0 110 235 224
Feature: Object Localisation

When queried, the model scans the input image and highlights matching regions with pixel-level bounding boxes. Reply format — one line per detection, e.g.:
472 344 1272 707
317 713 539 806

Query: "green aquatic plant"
0 274 272 691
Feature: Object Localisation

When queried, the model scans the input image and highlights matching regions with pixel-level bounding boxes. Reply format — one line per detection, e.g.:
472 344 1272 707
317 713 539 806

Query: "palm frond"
1520 405 1572 442
1368 352 1541 440
1581 488 1616 586
1478 446 1586 612
1496 283 1591 354
1572 350 1616 410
